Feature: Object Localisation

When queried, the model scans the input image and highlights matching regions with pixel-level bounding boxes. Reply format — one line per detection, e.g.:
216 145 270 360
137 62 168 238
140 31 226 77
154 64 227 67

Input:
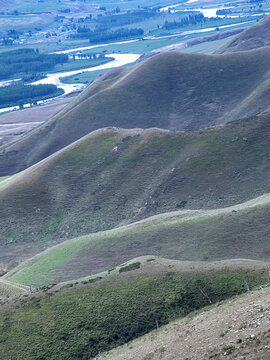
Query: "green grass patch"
60 70 104 84
51 56 114 73
0 279 29 300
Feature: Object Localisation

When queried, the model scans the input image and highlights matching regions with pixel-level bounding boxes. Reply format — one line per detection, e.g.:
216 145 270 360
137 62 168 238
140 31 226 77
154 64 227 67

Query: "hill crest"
218 15 270 53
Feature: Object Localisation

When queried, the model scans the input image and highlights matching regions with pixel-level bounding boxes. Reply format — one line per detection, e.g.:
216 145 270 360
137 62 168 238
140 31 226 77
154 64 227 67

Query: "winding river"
32 53 140 94
0 15 255 114
0 53 140 114
160 2 232 17
159 1 267 18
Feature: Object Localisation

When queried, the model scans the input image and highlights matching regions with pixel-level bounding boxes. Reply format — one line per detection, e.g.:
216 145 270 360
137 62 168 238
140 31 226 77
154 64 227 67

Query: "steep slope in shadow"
3 48 270 175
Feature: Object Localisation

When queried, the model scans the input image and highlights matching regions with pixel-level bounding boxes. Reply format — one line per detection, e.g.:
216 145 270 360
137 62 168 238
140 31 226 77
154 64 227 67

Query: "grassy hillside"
0 279 29 302
98 283 270 360
0 262 267 360
1 111 270 270
218 15 270 53
3 47 270 174
4 191 270 287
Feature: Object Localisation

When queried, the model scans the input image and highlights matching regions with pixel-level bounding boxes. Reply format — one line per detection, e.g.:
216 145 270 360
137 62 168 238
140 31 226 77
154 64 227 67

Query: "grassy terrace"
60 70 104 84
4 191 270 286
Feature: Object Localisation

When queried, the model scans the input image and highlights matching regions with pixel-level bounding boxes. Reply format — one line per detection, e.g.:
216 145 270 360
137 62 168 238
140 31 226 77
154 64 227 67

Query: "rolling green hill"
1 111 270 270
3 47 270 175
4 191 270 287
218 14 270 53
0 259 267 360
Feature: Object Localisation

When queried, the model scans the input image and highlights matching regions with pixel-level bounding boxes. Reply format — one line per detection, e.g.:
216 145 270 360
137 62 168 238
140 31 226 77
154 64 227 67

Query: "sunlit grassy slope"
4 191 270 286
3 46 270 174
1 110 270 269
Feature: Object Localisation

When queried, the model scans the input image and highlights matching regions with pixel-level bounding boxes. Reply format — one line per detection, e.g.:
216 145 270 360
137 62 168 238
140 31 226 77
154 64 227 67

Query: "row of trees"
0 48 68 80
71 27 144 43
0 84 63 108
163 13 205 30
94 10 157 28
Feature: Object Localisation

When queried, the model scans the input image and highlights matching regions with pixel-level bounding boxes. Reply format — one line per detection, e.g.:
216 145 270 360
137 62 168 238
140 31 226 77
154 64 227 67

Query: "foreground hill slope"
1 111 270 269
0 260 267 359
218 14 270 53
3 47 270 174
0 279 29 302
98 284 270 360
5 192 270 286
